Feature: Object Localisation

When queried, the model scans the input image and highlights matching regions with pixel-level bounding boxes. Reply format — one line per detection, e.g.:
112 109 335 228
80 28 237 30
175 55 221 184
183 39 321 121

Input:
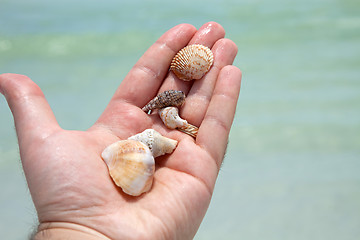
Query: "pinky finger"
196 66 242 168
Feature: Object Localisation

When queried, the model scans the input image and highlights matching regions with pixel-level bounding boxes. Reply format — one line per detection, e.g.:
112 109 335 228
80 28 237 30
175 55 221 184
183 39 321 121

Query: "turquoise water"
1 0 360 239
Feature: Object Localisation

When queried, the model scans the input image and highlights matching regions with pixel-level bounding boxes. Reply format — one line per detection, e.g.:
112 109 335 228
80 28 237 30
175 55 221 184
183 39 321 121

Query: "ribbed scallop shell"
101 140 155 196
142 90 185 113
170 44 214 81
158 107 198 138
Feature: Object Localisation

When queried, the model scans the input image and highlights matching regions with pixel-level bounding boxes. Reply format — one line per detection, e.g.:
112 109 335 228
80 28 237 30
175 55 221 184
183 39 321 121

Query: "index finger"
109 24 197 107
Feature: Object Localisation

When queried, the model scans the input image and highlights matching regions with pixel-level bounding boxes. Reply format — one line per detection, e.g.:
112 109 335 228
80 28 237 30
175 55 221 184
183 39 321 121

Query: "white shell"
158 107 198 138
158 106 187 129
128 129 178 158
101 140 155 196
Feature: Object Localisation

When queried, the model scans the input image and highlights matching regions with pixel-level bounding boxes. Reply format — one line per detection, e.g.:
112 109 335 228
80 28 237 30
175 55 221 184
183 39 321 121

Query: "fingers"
0 73 60 145
158 22 226 94
180 39 238 126
96 22 226 132
109 23 197 107
196 66 242 168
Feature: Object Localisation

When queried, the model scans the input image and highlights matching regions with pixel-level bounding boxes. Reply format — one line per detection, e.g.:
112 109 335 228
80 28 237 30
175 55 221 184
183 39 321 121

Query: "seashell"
142 90 185 113
170 44 214 81
128 129 178 158
101 139 155 196
158 107 198 138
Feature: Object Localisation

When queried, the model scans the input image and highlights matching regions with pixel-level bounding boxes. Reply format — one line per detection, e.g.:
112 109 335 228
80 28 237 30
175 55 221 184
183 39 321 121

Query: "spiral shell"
101 139 155 196
128 129 178 158
170 44 214 81
158 107 198 138
142 90 185 113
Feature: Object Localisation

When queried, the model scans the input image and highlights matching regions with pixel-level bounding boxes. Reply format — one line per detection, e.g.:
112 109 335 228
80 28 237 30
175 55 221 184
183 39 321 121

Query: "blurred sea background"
1 0 359 239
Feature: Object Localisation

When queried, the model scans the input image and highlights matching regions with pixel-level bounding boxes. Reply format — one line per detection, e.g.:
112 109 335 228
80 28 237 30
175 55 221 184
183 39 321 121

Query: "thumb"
0 73 60 147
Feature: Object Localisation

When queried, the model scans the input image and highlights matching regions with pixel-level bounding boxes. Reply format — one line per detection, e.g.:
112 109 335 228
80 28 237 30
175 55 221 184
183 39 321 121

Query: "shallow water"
1 0 360 239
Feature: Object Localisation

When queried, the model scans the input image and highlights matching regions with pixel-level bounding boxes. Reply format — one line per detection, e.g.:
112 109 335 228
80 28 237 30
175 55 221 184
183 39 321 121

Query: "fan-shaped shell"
142 90 185 113
170 44 214 81
101 139 155 196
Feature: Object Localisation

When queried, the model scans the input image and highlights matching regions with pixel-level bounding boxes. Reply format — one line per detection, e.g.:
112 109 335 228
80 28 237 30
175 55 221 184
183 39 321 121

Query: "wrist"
33 222 111 240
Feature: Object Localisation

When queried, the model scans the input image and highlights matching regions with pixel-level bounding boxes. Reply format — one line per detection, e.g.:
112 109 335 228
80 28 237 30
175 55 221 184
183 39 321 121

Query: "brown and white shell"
101 139 155 196
142 90 185 113
128 129 178 158
170 44 214 81
158 107 198 138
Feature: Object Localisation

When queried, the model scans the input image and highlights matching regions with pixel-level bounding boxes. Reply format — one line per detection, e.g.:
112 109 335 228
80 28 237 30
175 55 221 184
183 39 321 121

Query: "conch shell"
101 139 155 196
142 90 185 113
170 44 214 81
101 129 178 196
158 107 198 138
128 129 178 158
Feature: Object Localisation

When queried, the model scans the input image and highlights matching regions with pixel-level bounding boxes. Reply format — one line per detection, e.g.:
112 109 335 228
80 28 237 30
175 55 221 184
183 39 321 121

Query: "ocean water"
1 0 360 239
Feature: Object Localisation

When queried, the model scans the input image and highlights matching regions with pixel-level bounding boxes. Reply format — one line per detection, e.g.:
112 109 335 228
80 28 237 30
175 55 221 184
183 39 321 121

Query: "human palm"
0 22 241 240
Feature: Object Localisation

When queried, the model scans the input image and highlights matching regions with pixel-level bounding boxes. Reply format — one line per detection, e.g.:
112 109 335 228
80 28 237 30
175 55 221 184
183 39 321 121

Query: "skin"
0 22 242 240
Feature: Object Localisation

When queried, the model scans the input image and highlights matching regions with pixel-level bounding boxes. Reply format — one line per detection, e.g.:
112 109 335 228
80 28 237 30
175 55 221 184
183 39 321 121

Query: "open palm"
0 22 241 240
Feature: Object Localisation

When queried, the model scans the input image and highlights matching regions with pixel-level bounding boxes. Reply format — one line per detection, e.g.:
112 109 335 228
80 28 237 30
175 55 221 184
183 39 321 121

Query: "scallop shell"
159 107 198 138
170 44 214 81
128 129 178 158
101 139 155 196
142 90 185 113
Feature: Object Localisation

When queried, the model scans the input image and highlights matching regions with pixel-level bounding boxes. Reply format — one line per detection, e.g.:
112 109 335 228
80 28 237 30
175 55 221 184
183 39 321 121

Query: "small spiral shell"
177 124 198 138
158 106 198 138
142 90 185 113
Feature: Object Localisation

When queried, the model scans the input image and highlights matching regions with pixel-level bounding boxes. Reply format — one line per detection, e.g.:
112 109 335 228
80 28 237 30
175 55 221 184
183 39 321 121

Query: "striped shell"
170 44 214 81
158 107 198 138
142 90 185 113
101 129 178 196
101 140 155 196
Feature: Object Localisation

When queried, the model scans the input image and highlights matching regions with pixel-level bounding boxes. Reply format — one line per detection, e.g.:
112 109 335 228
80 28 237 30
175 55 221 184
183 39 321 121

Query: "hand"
0 22 241 240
